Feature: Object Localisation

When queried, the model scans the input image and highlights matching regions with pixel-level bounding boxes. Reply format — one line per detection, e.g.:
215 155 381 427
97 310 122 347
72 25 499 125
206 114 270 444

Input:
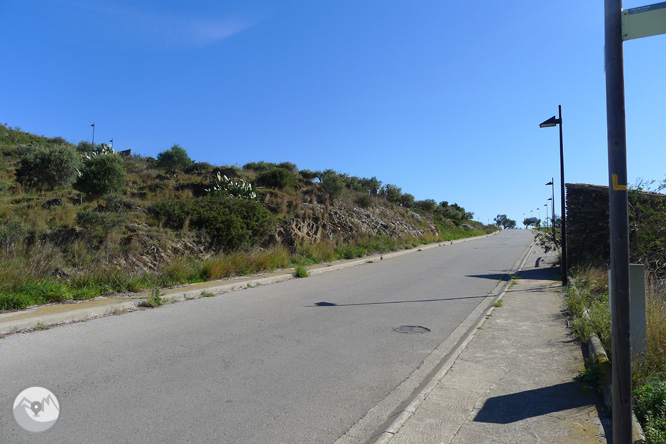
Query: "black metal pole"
605 1 632 442
558 105 567 286
551 178 555 245
91 123 95 145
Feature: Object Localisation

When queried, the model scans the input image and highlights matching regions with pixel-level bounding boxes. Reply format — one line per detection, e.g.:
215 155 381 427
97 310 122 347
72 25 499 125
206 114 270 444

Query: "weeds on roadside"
634 379 666 444
566 266 666 443
294 266 309 278
574 360 602 387
141 288 164 308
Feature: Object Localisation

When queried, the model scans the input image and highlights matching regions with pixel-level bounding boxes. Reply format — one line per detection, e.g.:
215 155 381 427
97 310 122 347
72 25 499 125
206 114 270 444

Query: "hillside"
0 123 496 311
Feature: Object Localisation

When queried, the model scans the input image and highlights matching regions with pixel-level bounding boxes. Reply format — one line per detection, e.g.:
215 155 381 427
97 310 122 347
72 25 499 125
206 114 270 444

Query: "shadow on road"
467 265 561 283
514 267 561 281
473 381 598 424
465 273 511 282
309 294 490 308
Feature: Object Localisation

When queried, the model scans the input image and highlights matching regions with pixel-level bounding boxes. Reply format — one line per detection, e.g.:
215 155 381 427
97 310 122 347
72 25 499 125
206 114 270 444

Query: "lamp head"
545 181 553 186
539 116 561 128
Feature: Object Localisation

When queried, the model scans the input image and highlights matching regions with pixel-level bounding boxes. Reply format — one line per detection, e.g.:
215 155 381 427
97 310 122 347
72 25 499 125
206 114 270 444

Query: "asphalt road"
1 229 533 444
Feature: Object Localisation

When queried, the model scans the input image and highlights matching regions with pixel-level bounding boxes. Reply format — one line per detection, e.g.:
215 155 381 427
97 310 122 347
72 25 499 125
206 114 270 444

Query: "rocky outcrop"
275 203 426 245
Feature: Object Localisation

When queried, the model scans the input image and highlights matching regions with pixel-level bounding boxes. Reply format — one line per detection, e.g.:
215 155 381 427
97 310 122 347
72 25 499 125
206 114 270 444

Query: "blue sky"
2 1 665 225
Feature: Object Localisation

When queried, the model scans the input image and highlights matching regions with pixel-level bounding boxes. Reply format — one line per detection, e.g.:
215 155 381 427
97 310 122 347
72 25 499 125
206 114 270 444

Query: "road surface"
0 229 533 443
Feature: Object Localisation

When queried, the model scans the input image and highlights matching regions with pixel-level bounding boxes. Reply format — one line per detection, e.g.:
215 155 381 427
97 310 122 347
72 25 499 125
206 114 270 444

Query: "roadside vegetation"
553 180 666 444
566 267 666 443
0 123 496 312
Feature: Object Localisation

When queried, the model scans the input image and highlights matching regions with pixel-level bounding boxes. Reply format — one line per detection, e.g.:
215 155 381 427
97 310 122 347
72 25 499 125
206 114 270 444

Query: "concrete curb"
586 332 646 444
367 238 536 444
0 230 501 336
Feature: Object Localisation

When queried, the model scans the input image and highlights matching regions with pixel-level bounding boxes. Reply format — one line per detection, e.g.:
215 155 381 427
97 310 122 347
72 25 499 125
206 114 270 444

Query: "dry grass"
202 247 291 280
635 279 666 384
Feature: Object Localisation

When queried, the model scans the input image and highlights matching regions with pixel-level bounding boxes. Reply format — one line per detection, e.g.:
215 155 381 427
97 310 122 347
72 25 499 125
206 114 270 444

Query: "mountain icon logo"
12 387 60 433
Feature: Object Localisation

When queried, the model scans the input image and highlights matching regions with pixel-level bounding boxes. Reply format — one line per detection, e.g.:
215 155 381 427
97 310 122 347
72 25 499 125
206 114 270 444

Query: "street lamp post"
544 204 549 228
540 107 568 285
546 178 556 243
91 123 95 145
537 207 541 227
547 197 555 241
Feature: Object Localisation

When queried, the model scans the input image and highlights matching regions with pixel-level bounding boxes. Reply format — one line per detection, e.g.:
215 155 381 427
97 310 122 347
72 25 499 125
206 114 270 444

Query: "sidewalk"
376 246 609 444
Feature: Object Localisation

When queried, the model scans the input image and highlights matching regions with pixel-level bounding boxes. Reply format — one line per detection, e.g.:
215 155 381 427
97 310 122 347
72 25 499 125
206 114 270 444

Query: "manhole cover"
393 325 431 334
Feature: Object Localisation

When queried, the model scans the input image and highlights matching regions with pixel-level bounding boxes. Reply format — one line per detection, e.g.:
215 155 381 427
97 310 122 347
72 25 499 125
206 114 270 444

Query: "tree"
494 214 516 229
15 143 81 190
359 176 382 195
299 169 320 181
494 214 508 227
74 154 127 198
380 184 402 203
439 201 466 221
493 214 516 229
400 193 415 207
156 144 193 171
277 162 298 174
523 218 531 229
414 199 438 213
320 171 345 200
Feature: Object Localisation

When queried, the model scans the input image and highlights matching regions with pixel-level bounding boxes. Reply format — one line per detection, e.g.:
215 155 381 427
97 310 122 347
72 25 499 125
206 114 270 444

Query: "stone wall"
566 183 666 272
565 183 611 267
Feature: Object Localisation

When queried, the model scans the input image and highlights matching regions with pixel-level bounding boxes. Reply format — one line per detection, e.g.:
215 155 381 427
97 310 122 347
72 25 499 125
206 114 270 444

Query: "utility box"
630 264 647 359
609 264 647 359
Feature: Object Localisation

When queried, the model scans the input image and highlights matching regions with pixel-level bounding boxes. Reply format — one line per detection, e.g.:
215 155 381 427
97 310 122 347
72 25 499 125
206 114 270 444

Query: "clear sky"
2 1 665 225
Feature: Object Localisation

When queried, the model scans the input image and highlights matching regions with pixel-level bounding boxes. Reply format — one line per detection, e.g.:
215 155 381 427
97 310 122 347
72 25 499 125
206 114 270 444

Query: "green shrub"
335 243 366 259
242 161 276 172
277 162 298 174
400 193 415 208
299 169 320 181
156 144 193 171
380 184 402 203
74 154 127 198
415 199 438 213
295 265 309 278
0 217 25 253
634 379 666 443
320 171 345 200
185 161 215 174
15 143 81 190
150 196 276 251
255 168 297 189
354 194 373 209
359 176 382 195
76 142 113 156
75 207 124 238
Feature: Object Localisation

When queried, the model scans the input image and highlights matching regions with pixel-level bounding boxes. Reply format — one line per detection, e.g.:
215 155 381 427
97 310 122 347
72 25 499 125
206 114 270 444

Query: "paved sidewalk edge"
587 331 646 444
366 239 536 444
0 231 500 336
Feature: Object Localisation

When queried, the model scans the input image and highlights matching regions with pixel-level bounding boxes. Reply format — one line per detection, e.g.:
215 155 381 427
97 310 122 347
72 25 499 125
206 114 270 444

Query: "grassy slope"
0 124 496 311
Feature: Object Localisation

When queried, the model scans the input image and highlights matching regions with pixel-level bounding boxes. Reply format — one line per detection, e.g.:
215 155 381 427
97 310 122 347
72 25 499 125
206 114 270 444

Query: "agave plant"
205 173 258 200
